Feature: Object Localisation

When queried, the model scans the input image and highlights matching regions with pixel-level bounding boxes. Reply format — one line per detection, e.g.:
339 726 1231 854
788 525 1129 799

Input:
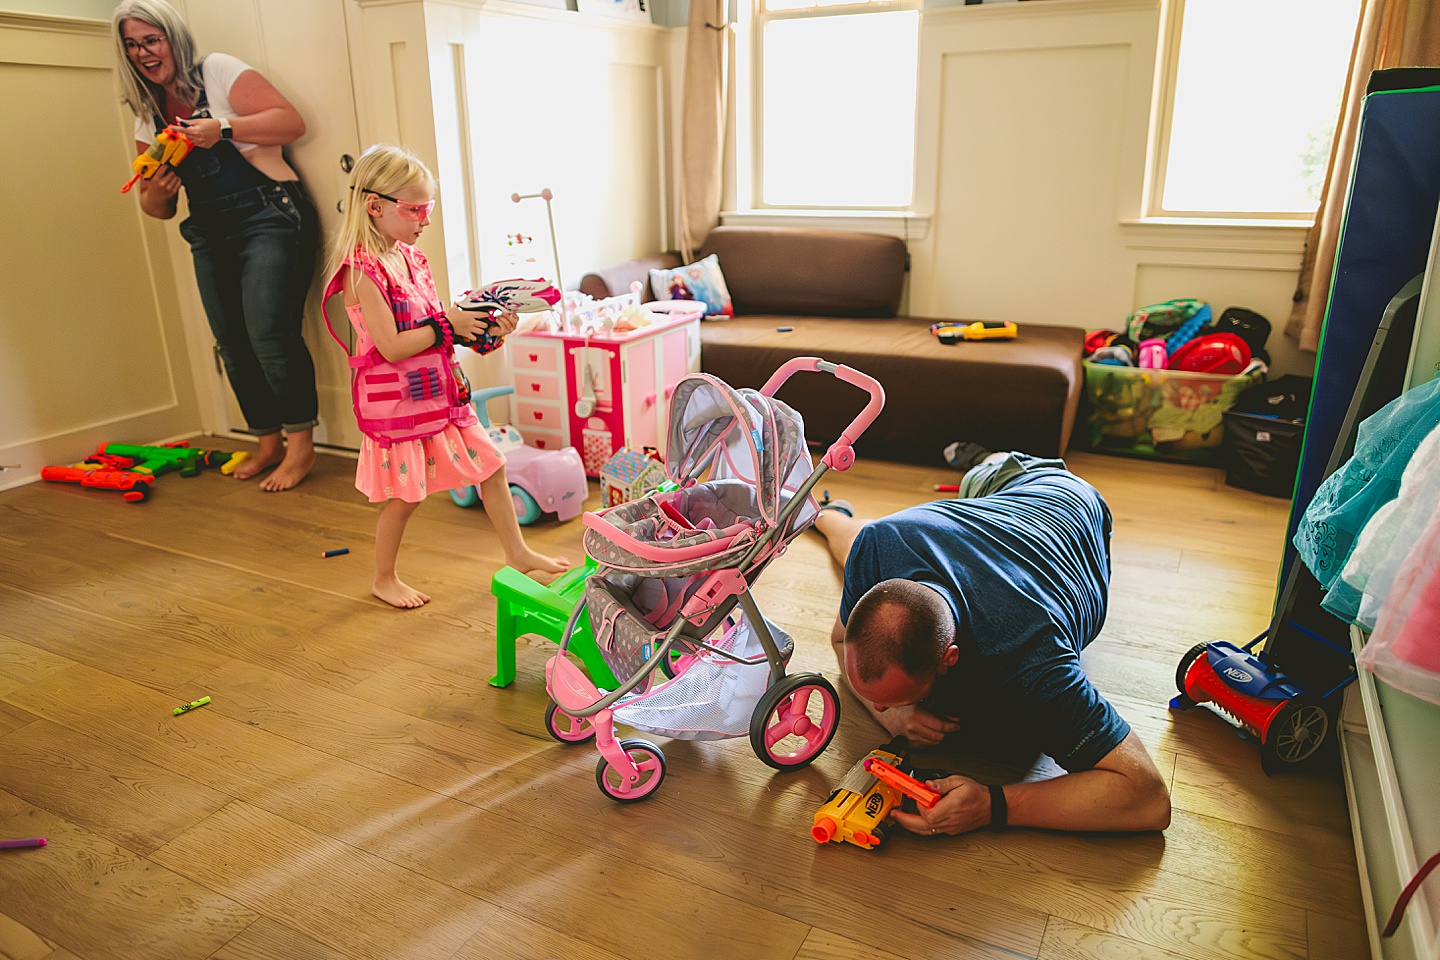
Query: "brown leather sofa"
579 226 1083 465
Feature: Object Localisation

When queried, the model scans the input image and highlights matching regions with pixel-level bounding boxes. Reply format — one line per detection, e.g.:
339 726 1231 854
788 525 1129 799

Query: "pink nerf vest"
322 248 473 447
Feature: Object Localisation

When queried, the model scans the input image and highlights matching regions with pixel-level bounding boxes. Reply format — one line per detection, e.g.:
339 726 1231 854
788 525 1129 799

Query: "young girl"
325 144 570 608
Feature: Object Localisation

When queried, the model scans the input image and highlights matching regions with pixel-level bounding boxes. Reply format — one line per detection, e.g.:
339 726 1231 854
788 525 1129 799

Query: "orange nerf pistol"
121 125 194 193
812 738 942 851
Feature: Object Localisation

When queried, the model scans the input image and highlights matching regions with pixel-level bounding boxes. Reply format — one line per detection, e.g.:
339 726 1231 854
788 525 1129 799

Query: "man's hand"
873 703 959 746
890 775 992 836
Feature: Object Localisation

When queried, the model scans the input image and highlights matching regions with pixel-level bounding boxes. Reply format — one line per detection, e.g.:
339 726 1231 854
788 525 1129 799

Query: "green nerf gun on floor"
96 442 249 478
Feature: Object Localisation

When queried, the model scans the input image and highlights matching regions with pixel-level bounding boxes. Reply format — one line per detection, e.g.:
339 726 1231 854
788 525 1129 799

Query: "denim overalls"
169 65 320 435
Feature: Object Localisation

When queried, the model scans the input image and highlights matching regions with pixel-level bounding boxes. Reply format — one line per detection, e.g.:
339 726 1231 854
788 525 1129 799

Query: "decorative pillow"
649 254 733 317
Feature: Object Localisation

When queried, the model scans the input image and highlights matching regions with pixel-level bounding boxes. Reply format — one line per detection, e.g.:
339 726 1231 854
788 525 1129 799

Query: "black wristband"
987 784 1007 831
419 317 454 350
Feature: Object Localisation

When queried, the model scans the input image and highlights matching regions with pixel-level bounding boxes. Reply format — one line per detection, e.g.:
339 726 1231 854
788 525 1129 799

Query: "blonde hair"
325 144 438 285
112 0 204 129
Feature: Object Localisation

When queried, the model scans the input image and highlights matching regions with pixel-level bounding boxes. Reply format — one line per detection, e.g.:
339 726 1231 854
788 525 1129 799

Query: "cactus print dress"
344 244 505 504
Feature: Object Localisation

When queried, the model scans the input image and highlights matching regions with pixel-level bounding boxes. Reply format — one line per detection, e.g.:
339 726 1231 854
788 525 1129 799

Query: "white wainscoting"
906 0 1311 375
0 12 202 488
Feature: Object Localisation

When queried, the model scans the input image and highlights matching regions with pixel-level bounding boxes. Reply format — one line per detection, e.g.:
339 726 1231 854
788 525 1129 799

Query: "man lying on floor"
812 448 1171 837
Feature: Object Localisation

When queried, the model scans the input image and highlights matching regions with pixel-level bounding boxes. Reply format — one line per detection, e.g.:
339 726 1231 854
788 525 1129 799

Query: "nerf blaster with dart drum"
121 125 194 194
812 737 944 850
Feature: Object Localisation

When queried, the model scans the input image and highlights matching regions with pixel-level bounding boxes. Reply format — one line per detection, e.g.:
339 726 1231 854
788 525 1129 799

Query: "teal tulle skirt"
1294 375 1440 624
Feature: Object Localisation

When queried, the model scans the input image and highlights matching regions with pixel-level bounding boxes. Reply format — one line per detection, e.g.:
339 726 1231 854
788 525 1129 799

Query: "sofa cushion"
649 253 734 316
699 226 906 318
579 252 681 302
699 316 1083 463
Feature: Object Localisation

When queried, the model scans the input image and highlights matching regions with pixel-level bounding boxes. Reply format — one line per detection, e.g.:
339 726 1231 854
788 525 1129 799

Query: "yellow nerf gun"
121 125 194 194
812 737 942 850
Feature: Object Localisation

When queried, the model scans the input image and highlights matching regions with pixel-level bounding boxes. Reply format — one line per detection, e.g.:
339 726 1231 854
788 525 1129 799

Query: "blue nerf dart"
322 548 350 558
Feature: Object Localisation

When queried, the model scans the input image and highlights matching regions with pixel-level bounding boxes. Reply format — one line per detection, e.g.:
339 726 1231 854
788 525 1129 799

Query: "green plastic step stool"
488 557 617 688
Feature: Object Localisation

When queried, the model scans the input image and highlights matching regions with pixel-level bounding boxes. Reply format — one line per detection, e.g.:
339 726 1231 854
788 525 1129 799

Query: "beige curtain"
678 0 728 261
1288 0 1440 352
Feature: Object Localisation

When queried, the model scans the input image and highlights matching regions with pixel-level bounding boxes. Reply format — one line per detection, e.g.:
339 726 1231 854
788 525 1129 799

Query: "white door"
180 0 364 449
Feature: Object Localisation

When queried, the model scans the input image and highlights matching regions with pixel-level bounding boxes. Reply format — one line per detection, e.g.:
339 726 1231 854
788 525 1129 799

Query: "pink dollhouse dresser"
508 299 703 476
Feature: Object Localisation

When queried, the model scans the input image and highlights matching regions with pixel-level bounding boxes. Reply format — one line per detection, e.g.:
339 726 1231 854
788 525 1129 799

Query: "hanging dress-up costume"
324 243 505 503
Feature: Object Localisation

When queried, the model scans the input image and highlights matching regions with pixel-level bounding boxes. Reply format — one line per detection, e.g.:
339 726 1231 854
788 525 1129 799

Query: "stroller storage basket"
612 610 794 740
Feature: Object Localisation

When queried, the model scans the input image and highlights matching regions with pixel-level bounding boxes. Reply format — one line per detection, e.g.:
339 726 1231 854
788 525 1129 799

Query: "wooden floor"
0 443 1367 960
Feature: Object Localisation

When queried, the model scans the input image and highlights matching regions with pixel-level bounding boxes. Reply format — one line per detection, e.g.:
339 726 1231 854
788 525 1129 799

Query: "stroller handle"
760 357 885 472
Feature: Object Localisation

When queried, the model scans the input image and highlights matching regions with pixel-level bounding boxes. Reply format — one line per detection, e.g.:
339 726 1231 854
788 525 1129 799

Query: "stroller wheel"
544 702 596 744
750 673 840 770
596 739 666 802
1260 695 1329 774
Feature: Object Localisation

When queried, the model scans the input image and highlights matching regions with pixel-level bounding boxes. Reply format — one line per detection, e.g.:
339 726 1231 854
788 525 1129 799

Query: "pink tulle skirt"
355 421 504 503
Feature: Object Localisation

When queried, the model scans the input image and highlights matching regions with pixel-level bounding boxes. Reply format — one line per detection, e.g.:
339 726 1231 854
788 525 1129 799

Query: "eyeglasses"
123 34 168 54
365 190 434 222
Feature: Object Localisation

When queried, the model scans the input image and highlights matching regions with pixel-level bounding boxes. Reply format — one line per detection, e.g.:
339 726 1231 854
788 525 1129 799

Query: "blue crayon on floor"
322 548 350 558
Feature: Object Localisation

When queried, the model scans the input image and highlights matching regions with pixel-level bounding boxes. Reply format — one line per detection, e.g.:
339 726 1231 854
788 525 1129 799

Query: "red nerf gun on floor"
40 465 154 503
121 125 194 194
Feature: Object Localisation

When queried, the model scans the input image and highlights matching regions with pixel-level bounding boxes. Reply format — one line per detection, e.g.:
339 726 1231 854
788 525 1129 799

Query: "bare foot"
259 445 316 493
373 575 431 608
508 549 573 584
233 448 283 480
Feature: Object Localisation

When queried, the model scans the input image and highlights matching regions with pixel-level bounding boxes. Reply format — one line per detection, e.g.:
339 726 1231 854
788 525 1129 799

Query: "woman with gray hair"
115 0 320 491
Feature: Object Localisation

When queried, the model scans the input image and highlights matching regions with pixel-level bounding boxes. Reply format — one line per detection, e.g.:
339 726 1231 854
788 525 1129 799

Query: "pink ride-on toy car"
451 386 587 524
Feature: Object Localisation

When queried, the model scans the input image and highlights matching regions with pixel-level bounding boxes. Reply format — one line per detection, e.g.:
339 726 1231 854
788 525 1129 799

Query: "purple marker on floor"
0 838 46 849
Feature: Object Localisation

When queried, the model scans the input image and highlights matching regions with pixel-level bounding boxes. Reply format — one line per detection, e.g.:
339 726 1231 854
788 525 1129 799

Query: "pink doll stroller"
544 357 885 801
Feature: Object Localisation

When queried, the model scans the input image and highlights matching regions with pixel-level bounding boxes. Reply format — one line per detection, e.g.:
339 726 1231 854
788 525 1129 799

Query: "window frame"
747 0 922 213
1145 0 1356 223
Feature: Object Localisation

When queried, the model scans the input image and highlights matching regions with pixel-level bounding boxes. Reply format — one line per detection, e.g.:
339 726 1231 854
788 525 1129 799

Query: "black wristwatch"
218 116 234 140
987 784 1008 831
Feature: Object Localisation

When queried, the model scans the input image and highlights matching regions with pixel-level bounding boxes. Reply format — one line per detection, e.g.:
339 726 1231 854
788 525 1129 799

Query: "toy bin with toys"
1081 300 1270 464
1081 363 1263 464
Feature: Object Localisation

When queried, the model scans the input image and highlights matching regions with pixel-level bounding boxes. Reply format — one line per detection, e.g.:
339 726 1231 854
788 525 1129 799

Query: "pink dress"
344 244 505 504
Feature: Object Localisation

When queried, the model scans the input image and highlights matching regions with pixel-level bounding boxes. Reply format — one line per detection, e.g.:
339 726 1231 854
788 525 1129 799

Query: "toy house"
599 446 668 506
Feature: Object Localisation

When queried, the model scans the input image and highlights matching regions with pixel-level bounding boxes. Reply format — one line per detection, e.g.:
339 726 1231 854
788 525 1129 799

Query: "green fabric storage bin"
1081 362 1261 464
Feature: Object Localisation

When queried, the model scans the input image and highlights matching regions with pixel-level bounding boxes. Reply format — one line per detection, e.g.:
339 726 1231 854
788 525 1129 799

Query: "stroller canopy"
666 374 816 531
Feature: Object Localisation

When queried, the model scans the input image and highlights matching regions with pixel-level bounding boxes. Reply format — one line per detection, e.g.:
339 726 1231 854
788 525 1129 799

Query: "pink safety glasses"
364 190 434 222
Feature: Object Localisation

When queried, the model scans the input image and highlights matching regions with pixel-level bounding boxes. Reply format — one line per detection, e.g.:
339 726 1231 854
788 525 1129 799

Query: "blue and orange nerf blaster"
812 737 944 850
121 124 194 194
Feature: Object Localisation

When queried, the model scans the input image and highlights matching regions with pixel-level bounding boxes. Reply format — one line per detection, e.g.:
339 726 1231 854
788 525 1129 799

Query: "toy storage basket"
1081 362 1262 464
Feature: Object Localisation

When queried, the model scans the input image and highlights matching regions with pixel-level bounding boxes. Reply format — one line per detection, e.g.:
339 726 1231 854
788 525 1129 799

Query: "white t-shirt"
132 52 259 155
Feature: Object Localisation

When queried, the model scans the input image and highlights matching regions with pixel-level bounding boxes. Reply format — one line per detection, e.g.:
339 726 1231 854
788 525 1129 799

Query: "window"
1155 0 1362 218
753 0 920 209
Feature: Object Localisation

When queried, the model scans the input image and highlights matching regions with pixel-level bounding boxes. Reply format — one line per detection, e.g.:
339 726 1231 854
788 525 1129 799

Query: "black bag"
1231 374 1313 420
1222 375 1312 498
1215 307 1273 366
